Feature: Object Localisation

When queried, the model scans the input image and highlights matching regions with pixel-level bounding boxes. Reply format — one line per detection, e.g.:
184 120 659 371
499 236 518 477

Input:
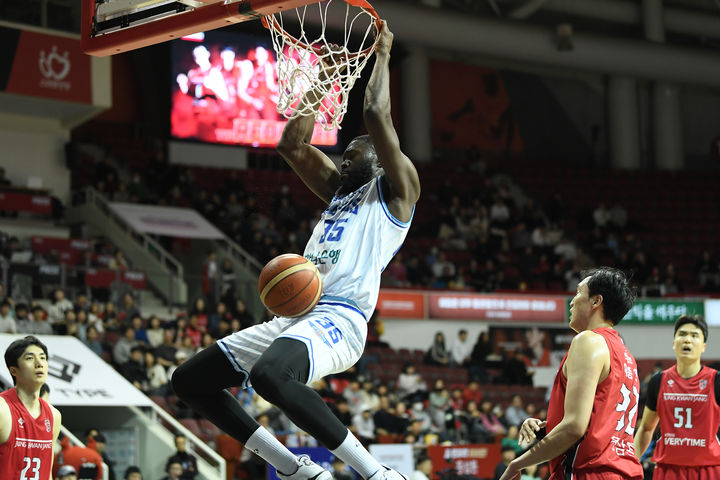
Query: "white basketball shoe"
277 455 332 480
367 466 409 480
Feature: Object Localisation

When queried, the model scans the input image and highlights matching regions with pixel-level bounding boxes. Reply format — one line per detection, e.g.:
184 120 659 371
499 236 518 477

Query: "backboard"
81 0 321 56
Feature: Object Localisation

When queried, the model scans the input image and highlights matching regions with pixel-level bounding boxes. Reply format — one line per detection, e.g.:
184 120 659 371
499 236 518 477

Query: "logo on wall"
48 355 81 383
38 45 71 91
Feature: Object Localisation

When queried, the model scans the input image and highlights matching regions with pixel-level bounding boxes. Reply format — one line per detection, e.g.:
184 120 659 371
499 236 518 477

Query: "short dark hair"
40 383 50 398
4 336 48 385
582 267 636 325
124 466 142 479
166 459 182 472
674 314 708 342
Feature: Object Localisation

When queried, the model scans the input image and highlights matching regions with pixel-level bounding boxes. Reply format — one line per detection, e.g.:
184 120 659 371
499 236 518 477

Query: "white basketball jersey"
303 175 413 321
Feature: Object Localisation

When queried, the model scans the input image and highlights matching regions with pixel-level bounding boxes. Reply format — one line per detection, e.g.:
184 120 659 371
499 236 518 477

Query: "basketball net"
263 0 381 130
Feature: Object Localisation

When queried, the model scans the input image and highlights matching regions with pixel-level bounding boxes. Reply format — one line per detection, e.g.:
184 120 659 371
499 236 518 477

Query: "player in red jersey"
0 336 62 479
634 315 720 479
500 267 643 480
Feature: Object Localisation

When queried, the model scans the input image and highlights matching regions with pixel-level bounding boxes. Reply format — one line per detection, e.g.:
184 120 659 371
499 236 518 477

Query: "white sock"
330 430 383 479
244 426 298 475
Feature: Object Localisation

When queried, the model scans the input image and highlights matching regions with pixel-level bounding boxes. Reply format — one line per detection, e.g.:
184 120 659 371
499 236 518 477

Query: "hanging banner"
0 334 152 407
622 299 704 323
429 293 566 322
3 29 92 104
565 298 705 324
109 202 225 239
430 61 523 152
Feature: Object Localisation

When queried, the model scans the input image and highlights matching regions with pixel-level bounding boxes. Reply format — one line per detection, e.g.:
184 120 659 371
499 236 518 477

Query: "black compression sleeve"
645 371 663 411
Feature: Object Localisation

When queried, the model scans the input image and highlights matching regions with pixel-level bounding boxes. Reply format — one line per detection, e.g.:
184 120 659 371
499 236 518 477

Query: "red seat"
217 434 245 480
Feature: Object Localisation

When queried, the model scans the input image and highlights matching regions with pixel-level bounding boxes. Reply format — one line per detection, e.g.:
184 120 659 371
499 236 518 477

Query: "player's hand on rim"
374 20 393 55
518 417 546 448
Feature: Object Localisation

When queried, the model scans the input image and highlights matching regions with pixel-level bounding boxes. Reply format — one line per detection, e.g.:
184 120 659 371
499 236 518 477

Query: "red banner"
6 31 91 104
427 444 501 480
85 270 147 289
376 291 425 318
0 192 52 214
32 237 92 254
430 61 523 152
428 293 566 322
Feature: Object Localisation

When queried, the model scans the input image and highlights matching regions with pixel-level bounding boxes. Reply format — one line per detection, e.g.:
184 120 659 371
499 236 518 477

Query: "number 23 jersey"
649 365 720 466
0 388 54 480
303 175 413 321
547 327 643 479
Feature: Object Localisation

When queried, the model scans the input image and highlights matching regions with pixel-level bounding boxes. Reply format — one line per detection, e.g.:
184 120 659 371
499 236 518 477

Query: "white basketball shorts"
217 301 367 388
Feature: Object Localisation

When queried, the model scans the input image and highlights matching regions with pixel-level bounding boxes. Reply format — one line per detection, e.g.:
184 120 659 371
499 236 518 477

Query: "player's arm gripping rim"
363 21 420 223
500 331 610 480
276 54 342 204
633 401 659 459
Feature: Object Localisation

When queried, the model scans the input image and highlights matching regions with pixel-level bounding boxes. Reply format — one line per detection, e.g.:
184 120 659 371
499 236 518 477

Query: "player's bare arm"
363 21 420 223
634 404 659 459
0 397 11 444
500 331 610 480
276 61 341 204
49 406 62 480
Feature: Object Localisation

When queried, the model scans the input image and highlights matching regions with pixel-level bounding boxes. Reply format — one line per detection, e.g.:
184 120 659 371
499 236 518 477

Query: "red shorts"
655 464 720 480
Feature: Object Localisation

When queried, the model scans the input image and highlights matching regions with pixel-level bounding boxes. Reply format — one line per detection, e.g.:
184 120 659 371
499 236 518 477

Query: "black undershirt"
645 367 720 411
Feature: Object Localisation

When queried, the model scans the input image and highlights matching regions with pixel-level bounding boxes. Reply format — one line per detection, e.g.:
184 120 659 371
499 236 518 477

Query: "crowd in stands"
0 277 553 479
64 142 720 297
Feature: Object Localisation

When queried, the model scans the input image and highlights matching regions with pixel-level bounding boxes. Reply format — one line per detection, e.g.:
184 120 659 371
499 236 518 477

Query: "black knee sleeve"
250 337 310 402
171 343 247 398
250 338 348 448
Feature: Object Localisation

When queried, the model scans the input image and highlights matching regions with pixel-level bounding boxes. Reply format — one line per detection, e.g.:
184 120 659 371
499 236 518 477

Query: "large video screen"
170 30 338 148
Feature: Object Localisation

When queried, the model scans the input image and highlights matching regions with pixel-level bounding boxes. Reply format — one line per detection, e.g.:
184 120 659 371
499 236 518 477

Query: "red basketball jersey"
547 328 643 479
0 388 55 480
652 365 720 466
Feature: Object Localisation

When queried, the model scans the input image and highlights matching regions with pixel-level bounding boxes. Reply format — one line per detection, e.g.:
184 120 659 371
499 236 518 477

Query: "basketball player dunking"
1 336 62 479
634 315 720 479
172 22 419 480
500 268 643 480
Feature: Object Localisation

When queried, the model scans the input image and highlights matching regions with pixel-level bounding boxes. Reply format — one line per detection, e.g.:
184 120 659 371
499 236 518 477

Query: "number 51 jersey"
652 365 720 466
547 327 643 479
303 176 413 321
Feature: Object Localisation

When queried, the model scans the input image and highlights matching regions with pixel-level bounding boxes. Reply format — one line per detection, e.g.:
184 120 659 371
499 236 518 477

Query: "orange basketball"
258 253 322 318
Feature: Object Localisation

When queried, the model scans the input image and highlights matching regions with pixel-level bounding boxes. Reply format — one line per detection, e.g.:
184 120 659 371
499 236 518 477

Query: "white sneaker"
367 466 408 480
277 455 332 480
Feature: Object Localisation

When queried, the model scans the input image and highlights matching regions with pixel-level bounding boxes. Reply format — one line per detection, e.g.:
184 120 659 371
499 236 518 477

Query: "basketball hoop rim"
261 0 382 59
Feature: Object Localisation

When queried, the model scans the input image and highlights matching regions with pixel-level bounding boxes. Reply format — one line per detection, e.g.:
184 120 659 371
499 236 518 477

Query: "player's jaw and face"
672 324 706 363
10 345 48 390
337 138 380 196
568 277 597 333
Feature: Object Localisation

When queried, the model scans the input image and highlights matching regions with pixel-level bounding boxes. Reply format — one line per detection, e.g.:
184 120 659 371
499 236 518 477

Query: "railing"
136 404 226 480
81 187 184 278
212 237 263 275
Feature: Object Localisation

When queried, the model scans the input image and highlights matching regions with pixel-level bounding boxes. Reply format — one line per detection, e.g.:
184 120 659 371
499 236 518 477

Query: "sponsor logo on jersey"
668 379 674 386
663 392 707 402
663 434 707 447
18 418 24 428
700 379 707 390
45 419 51 432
